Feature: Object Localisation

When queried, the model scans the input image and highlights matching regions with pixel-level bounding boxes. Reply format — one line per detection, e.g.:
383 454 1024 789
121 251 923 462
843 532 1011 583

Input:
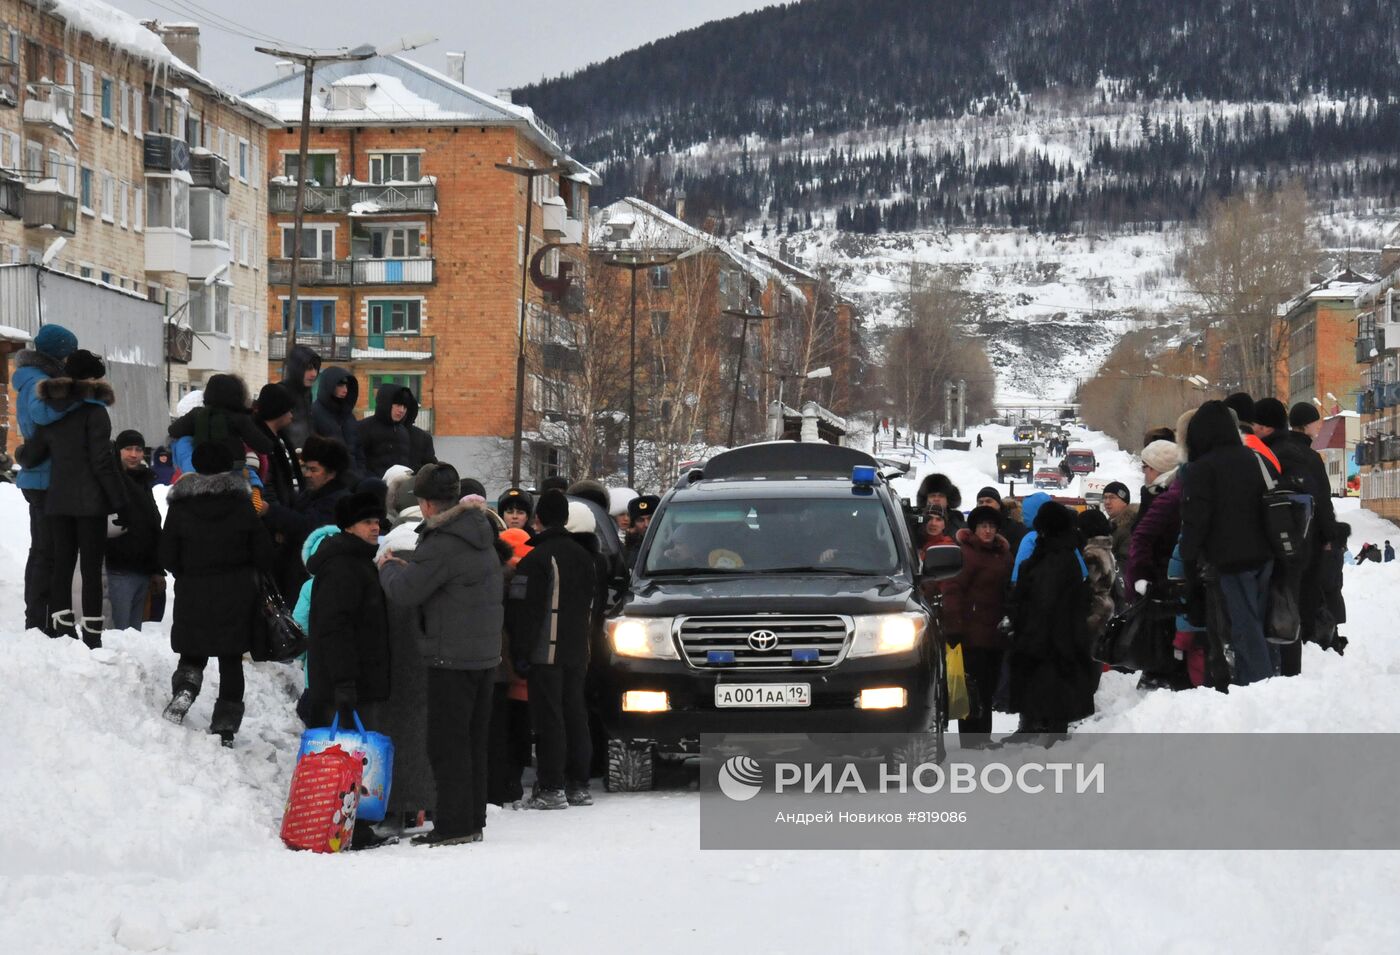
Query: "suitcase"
296 711 394 823
280 744 363 853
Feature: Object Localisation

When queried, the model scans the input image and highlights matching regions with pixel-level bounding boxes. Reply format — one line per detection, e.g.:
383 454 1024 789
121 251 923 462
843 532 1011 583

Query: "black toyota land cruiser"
600 442 961 791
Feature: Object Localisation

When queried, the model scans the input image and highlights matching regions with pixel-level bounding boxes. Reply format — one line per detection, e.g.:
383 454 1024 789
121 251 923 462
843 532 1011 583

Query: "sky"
106 0 786 95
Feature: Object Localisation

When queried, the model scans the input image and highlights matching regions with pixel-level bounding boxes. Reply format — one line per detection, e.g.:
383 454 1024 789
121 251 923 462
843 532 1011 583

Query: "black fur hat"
967 505 1002 531
64 348 106 381
1033 500 1075 539
300 434 350 475
202 374 250 413
335 490 387 529
916 472 962 510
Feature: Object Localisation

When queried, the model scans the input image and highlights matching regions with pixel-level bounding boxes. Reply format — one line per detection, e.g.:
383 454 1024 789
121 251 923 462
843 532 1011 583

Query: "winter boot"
411 830 482 847
565 785 593 807
523 787 569 810
49 609 77 640
79 617 104 650
163 665 204 725
349 820 398 851
209 699 245 747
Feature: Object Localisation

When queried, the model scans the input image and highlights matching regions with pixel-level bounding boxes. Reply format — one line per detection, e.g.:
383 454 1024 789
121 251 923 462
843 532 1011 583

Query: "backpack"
1256 454 1312 563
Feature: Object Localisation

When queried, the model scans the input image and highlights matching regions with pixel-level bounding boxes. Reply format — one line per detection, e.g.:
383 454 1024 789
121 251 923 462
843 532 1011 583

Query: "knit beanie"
1224 392 1255 425
1253 397 1288 431
1289 401 1322 429
536 489 569 528
191 441 237 475
975 486 1002 504
1103 481 1131 505
460 477 487 499
114 429 145 451
1140 440 1180 473
34 324 78 359
413 462 461 504
254 382 295 421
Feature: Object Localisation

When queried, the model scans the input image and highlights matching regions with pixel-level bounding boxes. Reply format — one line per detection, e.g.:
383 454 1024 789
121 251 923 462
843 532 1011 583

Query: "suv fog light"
623 690 670 713
857 687 907 710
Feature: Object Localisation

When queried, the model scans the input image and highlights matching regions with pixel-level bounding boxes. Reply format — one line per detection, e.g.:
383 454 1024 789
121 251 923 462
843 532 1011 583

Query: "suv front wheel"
605 738 657 792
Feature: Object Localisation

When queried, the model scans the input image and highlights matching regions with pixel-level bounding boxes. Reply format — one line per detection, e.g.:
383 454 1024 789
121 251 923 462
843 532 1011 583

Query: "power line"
140 0 308 50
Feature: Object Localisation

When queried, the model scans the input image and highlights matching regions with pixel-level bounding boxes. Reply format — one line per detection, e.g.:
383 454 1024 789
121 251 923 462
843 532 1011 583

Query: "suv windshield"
643 496 901 576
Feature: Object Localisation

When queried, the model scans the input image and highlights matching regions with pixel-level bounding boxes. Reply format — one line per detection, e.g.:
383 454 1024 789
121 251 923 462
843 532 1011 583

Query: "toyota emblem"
747 629 779 652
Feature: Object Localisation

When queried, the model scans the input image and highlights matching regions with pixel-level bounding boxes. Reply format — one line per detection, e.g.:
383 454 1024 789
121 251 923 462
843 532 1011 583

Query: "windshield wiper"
751 565 889 575
644 567 743 577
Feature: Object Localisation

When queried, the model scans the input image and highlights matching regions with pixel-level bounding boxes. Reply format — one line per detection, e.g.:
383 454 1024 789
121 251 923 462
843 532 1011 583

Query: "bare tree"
1182 182 1315 396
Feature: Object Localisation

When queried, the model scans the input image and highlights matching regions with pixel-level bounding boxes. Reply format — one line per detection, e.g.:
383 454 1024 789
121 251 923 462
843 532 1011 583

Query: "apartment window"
25 139 41 183
188 281 230 334
145 175 190 230
133 186 142 231
368 152 420 183
100 270 112 285
368 299 422 335
649 265 670 289
190 188 227 243
0 130 17 173
79 64 93 117
281 224 335 259
132 86 143 138
100 172 114 222
100 77 113 124
119 82 129 132
79 167 93 212
119 180 129 228
281 299 335 334
79 264 92 279
362 225 422 258
251 144 260 187
368 374 421 411
283 152 335 184
46 150 74 196
239 225 251 266
238 139 248 181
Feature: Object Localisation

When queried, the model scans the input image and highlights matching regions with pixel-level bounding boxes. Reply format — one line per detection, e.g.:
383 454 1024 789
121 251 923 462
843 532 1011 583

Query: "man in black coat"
1258 398 1339 675
507 490 599 809
105 430 162 631
262 435 352 598
251 383 303 509
277 344 321 453
311 367 366 475
975 486 1026 553
357 383 416 479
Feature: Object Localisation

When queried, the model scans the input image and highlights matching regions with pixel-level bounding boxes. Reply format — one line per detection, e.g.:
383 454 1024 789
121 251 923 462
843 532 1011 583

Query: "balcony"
191 152 230 193
541 341 582 372
268 180 437 214
542 197 585 246
144 134 191 173
21 82 74 133
0 173 21 220
268 332 353 362
21 187 77 235
1357 337 1377 364
267 332 434 362
268 257 435 287
0 55 16 108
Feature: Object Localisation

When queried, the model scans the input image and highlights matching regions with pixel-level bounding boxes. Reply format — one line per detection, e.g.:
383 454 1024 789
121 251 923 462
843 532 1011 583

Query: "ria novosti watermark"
700 733 1400 849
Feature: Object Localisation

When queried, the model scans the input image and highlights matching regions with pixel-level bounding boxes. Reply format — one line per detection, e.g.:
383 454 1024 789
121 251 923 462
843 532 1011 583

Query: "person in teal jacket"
13 324 81 632
1011 492 1087 582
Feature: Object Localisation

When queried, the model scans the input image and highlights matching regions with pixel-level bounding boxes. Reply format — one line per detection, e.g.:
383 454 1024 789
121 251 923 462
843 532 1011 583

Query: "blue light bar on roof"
851 465 877 486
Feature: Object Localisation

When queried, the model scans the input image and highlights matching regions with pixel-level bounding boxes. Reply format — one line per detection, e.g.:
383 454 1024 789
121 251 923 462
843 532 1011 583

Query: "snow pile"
5 429 1400 952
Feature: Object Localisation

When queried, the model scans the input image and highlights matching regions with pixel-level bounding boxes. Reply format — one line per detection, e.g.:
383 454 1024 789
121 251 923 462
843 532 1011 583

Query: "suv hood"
623 574 916 617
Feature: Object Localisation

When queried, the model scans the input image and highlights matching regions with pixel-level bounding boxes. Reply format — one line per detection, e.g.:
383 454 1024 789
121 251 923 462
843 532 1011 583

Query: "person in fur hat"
160 442 275 744
940 504 1013 743
166 373 274 479
1076 509 1120 640
1008 500 1096 735
19 349 128 646
262 434 352 598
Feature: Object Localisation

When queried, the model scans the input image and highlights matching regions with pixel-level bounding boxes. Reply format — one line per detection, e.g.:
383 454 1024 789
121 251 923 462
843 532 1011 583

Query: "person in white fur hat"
608 486 638 541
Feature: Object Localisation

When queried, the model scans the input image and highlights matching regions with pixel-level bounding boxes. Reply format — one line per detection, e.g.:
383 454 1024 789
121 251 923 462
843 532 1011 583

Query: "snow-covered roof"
243 54 598 185
1280 267 1378 317
592 197 807 305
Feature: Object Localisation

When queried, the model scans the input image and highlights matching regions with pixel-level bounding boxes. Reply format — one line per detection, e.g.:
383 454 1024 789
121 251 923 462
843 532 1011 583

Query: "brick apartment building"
244 55 596 488
1277 267 1374 411
0 0 275 439
1354 241 1400 520
589 197 856 475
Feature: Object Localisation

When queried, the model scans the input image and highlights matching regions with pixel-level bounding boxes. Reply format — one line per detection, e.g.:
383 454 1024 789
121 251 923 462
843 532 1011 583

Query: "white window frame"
133 185 143 232
238 138 249 181
79 64 94 118
240 224 251 266
119 81 129 133
100 171 114 223
132 85 143 139
100 75 114 126
278 222 337 259
366 297 425 336
119 179 129 228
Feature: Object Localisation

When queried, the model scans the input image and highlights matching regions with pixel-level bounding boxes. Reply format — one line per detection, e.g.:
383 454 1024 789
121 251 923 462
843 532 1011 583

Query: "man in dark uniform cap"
623 495 660 569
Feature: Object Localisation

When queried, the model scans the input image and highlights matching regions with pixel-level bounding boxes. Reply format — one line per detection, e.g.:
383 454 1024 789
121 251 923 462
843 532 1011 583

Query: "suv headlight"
607 616 679 660
849 612 928 658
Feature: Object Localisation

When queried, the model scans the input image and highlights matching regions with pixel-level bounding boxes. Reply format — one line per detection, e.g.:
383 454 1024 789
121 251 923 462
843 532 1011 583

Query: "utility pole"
256 35 433 372
604 251 677 486
496 161 560 487
722 307 775 447
957 378 967 436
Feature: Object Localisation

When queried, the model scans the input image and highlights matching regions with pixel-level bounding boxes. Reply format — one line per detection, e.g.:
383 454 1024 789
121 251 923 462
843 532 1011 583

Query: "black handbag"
1092 595 1175 672
251 573 309 663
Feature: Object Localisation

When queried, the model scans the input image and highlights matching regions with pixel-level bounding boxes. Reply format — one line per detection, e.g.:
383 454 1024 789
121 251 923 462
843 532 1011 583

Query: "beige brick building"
244 55 596 489
0 1 275 432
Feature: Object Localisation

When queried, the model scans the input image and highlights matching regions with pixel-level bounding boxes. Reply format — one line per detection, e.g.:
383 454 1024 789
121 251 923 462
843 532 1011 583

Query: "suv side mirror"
921 544 962 581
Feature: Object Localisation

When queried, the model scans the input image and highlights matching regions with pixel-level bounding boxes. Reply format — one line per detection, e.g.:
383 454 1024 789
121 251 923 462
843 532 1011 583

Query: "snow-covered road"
5 428 1400 954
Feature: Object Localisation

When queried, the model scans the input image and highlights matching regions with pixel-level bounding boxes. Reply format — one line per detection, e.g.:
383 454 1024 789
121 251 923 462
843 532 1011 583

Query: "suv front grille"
677 615 851 669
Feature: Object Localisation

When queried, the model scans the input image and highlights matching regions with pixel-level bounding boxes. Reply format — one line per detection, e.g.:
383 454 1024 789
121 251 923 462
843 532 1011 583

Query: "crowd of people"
915 391 1352 739
12 329 664 850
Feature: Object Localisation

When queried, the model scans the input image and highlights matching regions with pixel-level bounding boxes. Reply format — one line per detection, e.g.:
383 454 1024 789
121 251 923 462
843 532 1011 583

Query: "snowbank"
4 432 1400 952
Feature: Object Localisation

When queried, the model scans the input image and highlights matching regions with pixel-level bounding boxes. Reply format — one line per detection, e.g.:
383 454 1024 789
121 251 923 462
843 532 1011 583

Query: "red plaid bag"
280 744 363 853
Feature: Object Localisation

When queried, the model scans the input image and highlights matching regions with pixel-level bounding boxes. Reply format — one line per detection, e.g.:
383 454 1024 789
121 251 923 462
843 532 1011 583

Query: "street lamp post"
722 307 775 447
603 252 677 486
255 35 433 374
496 161 562 487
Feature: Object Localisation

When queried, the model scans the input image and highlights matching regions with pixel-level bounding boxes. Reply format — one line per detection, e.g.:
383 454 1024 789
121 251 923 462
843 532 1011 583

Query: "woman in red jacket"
940 505 1013 744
